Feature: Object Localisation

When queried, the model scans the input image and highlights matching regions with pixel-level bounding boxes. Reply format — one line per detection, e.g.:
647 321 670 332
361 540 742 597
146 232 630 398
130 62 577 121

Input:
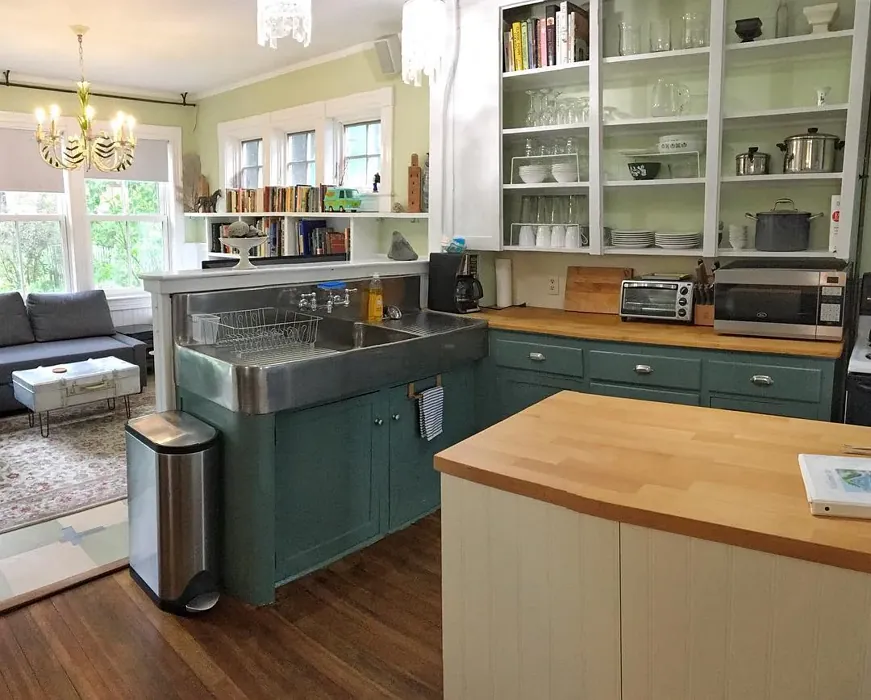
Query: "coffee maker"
428 252 484 313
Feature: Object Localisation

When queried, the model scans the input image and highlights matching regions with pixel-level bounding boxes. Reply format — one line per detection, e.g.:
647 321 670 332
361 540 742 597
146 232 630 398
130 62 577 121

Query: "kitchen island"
436 392 871 700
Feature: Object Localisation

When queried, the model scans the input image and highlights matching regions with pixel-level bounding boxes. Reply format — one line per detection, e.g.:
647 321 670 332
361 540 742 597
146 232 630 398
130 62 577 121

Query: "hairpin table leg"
39 411 50 438
107 397 116 411
124 395 131 419
28 411 34 428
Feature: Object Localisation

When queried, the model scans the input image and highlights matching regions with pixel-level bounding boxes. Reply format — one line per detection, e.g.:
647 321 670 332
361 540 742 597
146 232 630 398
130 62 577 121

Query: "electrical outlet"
547 276 559 295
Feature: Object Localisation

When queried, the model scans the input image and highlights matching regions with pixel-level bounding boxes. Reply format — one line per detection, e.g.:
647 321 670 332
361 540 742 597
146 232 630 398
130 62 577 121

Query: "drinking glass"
682 13 708 48
550 197 567 248
535 197 552 247
525 90 540 127
519 196 536 245
650 19 672 52
524 138 537 157
565 137 578 155
553 139 567 156
556 99 571 125
578 97 590 123
619 22 641 56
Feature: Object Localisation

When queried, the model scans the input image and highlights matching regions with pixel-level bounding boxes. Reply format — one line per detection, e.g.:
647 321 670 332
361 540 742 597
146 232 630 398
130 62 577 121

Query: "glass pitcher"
651 78 691 117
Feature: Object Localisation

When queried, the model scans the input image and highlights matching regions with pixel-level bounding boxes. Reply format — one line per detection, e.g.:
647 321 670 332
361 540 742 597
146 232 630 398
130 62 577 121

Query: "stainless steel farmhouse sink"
175 309 487 414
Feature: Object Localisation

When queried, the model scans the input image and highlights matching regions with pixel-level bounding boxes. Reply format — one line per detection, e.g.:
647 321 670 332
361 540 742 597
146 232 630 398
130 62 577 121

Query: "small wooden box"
694 304 714 327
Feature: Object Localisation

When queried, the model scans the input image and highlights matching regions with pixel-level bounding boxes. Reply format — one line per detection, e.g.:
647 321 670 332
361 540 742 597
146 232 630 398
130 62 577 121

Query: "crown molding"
190 42 375 101
2 72 187 103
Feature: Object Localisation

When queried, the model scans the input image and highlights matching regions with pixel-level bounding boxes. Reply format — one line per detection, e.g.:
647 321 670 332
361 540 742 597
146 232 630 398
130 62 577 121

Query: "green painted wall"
193 48 430 208
0 85 196 147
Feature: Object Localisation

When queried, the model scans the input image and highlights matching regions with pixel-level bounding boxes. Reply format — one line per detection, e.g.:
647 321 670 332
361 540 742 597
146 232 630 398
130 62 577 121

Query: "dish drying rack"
191 308 320 357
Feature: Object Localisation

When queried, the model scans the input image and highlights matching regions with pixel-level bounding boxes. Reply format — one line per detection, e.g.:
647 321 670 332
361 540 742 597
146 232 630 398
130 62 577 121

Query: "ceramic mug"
550 224 566 248
729 224 748 250
565 225 581 248
536 225 551 247
519 225 535 247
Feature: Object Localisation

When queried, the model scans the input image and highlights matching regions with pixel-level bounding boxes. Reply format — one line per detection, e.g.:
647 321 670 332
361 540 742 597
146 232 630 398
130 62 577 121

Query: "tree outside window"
0 192 66 295
342 121 381 190
86 180 166 290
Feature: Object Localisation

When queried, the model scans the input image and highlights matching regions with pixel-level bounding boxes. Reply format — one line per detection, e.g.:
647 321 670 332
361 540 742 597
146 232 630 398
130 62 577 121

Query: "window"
286 131 316 186
342 121 381 190
0 191 66 294
85 180 167 290
241 138 264 188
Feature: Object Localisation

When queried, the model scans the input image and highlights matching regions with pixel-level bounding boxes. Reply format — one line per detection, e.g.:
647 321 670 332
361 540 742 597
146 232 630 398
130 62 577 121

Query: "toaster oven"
619 278 694 322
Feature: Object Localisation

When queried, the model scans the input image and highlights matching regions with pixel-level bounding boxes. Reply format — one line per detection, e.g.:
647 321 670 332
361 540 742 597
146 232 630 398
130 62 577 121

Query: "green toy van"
323 187 362 212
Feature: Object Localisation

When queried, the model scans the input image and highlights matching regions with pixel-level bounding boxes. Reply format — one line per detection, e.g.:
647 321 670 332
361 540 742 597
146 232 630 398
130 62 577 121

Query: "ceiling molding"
2 72 186 103
190 42 375 101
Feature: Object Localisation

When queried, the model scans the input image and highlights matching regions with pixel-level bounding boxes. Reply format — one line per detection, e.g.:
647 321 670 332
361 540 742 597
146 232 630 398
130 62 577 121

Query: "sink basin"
315 318 418 351
175 310 488 414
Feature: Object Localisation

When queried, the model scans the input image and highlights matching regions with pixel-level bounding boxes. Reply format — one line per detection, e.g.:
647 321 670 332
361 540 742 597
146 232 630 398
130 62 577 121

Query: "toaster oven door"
621 283 678 319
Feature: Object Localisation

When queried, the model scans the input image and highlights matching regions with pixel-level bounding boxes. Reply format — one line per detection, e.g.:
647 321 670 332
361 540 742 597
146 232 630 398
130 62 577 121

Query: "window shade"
87 138 170 182
0 127 65 193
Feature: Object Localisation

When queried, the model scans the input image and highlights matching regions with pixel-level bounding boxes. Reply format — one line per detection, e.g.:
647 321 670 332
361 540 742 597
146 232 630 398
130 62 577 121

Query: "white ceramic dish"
803 3 838 33
519 168 549 184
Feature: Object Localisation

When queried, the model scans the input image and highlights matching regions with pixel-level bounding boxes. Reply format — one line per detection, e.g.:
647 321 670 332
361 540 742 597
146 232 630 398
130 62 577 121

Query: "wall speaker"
374 34 401 76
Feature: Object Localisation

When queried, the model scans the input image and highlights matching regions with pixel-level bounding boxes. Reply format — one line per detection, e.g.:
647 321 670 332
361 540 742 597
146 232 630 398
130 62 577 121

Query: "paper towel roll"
496 258 513 309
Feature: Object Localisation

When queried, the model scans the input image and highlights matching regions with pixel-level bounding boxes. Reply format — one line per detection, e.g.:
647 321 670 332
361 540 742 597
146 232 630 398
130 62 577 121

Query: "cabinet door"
274 392 387 583
590 381 700 407
497 368 587 422
709 396 820 420
388 368 476 531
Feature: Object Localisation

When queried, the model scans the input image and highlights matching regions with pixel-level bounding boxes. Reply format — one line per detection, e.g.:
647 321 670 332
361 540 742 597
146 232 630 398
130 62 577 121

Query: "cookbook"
798 454 871 519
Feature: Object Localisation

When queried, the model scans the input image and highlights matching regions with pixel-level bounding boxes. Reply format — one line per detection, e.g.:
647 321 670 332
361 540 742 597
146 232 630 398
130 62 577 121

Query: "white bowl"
553 171 578 183
519 167 549 184
804 3 838 33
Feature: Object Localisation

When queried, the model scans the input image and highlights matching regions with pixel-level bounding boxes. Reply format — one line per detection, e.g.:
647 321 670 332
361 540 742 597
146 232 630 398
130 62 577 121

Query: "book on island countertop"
799 454 871 519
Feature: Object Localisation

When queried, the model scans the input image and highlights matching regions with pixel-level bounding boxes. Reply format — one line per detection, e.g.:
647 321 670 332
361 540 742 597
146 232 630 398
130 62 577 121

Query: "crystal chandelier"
257 0 312 49
401 0 447 86
34 27 136 172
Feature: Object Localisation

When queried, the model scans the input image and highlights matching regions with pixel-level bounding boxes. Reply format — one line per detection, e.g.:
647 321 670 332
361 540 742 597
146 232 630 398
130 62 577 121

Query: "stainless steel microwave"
713 260 848 341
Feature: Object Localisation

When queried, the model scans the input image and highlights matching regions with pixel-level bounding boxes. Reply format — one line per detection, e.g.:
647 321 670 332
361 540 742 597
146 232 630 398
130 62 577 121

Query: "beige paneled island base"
436 393 871 700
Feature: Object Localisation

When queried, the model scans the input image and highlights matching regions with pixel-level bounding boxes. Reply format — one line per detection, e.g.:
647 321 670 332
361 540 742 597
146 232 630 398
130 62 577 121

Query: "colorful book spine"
511 22 523 73
504 31 513 71
520 20 529 70
556 7 567 65
568 11 575 66
538 18 547 68
529 19 537 69
546 5 557 66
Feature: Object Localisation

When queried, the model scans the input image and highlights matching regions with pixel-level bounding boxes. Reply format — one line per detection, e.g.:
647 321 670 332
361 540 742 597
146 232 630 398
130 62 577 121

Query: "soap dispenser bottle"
367 273 383 322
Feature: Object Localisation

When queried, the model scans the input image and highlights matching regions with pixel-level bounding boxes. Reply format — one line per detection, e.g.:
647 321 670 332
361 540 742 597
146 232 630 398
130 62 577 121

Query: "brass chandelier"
34 26 136 172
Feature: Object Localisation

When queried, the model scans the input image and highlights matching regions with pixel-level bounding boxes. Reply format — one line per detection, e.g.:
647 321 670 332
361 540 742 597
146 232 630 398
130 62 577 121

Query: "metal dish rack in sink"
191 308 320 358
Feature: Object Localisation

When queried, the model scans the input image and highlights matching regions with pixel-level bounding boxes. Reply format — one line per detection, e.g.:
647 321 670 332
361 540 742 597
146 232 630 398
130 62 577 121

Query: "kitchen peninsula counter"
437 392 871 699
476 306 844 359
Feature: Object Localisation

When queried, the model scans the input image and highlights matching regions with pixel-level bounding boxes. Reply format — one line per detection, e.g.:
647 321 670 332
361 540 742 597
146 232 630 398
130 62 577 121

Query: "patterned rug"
0 385 155 534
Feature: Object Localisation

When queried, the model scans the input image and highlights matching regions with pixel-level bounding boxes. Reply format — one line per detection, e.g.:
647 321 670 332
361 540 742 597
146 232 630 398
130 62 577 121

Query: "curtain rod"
1 71 196 108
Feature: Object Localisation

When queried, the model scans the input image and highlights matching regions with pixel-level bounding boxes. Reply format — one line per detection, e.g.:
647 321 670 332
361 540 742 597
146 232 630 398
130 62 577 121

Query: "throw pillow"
27 290 116 342
0 292 35 347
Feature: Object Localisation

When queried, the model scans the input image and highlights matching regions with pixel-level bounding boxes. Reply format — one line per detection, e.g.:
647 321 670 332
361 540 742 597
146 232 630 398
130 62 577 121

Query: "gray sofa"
0 290 147 413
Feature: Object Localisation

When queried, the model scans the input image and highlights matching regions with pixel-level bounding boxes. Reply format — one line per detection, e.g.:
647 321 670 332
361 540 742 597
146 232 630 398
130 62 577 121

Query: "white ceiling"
2 0 406 97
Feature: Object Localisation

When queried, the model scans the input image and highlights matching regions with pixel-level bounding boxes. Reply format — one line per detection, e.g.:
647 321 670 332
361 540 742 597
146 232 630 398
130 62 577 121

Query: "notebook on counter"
799 454 871 519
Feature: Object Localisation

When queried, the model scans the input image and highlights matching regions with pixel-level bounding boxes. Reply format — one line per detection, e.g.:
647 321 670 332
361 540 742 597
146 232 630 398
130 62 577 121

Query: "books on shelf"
209 218 349 259
503 2 589 73
224 184 330 214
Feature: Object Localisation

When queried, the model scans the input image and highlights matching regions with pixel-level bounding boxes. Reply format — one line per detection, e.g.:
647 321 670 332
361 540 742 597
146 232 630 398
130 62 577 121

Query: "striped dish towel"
417 386 444 441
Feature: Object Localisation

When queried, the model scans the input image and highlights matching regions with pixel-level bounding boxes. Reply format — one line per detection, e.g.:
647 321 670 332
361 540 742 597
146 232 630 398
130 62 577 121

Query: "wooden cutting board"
564 266 633 315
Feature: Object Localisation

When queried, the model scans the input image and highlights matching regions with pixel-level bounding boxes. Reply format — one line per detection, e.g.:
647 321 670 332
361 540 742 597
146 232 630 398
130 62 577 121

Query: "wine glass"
525 90 539 127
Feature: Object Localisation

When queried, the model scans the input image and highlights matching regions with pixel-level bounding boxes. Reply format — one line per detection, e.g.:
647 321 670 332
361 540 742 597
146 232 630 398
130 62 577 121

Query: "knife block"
694 304 714 326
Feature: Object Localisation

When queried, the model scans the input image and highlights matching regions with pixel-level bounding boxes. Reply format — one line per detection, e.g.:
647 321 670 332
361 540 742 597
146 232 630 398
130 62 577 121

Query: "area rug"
0 385 155 534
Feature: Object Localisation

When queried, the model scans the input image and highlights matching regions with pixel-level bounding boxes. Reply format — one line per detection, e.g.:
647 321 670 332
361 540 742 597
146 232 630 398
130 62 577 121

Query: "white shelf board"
605 177 705 187
723 104 848 126
503 124 589 136
721 173 842 183
726 30 853 64
503 182 590 192
503 246 591 253
717 248 834 257
502 61 590 91
185 212 428 220
603 115 707 134
603 47 710 77
604 246 703 256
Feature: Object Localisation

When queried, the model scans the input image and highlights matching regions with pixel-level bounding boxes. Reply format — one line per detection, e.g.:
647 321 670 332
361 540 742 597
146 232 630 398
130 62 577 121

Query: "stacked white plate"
551 163 579 183
654 231 702 249
518 164 549 184
611 229 654 248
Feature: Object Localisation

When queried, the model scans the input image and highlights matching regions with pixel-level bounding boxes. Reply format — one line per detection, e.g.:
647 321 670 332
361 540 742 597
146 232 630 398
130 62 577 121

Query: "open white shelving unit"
185 211 428 263
495 0 870 259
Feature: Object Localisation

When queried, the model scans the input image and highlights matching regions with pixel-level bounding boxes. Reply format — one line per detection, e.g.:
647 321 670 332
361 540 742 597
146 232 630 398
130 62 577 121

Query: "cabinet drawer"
590 382 700 407
709 396 820 420
706 361 822 403
491 338 584 378
588 350 701 391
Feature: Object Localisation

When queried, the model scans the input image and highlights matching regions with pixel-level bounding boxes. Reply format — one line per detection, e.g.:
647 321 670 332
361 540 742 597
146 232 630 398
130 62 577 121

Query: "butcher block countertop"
435 392 871 574
476 307 844 359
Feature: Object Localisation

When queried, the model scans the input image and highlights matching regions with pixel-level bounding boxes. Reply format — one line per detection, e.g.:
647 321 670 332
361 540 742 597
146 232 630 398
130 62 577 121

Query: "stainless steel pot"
776 127 844 173
735 147 770 175
745 198 823 252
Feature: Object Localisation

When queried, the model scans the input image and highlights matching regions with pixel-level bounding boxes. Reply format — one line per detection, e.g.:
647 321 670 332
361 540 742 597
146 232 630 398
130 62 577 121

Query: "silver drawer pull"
529 352 546 362
751 374 773 386
634 364 653 375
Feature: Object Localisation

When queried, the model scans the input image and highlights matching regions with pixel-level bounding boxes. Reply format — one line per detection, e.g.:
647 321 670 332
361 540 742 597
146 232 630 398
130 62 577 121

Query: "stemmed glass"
525 90 540 127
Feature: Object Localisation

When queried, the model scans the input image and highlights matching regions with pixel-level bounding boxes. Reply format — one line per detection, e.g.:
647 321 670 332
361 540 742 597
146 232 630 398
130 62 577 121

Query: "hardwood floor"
0 514 443 699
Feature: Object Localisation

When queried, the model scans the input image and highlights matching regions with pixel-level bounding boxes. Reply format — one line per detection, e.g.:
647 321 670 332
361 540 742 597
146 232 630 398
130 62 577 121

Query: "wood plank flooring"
0 514 443 699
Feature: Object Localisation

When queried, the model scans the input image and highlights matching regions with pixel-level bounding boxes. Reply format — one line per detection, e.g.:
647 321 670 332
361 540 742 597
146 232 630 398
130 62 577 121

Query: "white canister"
495 258 513 309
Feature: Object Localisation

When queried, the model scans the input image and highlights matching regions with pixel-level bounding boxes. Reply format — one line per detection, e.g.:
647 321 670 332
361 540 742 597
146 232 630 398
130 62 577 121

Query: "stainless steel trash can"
125 411 220 614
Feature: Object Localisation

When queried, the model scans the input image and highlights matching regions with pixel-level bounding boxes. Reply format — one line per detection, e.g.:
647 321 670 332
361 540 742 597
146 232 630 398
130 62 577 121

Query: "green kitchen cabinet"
273 391 388 583
387 367 476 532
708 396 821 420
496 368 587 422
589 381 700 406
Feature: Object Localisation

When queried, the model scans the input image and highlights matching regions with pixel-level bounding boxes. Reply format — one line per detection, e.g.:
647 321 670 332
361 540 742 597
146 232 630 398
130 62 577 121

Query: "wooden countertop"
476 307 844 359
435 392 871 574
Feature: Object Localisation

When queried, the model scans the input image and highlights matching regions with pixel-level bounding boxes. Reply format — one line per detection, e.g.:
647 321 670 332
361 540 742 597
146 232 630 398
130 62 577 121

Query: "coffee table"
11 357 141 437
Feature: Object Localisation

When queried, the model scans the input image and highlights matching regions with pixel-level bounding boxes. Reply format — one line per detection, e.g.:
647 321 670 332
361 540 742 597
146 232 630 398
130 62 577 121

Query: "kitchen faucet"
323 288 357 313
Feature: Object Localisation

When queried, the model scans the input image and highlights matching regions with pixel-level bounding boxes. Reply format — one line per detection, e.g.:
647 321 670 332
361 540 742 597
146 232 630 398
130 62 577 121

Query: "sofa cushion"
27 290 115 342
0 292 35 347
0 336 136 385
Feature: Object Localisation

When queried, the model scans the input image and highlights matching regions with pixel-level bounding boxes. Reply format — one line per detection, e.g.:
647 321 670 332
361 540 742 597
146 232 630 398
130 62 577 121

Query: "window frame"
339 120 382 192
0 210 70 295
239 138 264 189
285 130 317 186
